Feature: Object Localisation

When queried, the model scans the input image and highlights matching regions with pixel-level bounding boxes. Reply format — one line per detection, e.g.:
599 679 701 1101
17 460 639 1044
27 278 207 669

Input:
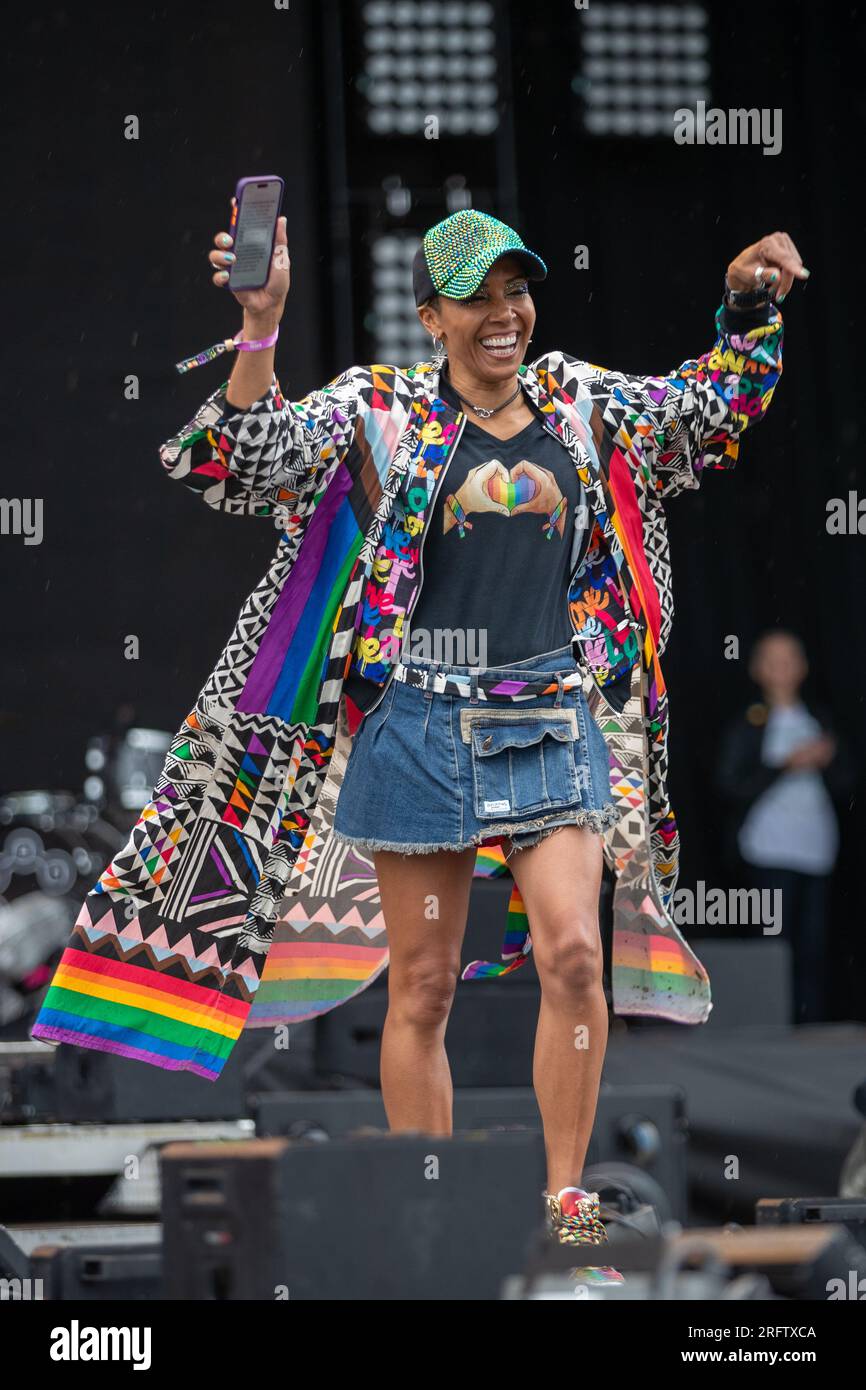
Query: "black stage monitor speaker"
161 1129 546 1300
757 1195 866 1251
29 1239 163 1301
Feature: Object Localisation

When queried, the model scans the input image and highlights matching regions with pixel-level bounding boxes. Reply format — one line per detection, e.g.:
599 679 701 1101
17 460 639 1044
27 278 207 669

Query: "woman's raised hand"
727 232 808 302
208 199 291 324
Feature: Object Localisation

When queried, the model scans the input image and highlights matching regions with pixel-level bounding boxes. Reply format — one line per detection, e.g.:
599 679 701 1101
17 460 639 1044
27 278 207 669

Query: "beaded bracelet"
542 495 568 538
445 493 473 537
175 324 280 375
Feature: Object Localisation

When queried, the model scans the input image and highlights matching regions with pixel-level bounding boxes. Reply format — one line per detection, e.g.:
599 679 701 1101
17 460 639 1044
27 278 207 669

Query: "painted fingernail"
216 270 229 281
770 270 778 281
223 252 236 262
777 292 786 302
220 234 233 247
800 266 810 277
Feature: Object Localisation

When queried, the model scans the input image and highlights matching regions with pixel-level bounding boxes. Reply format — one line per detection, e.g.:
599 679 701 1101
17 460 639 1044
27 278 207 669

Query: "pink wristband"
175 324 280 374
235 325 280 352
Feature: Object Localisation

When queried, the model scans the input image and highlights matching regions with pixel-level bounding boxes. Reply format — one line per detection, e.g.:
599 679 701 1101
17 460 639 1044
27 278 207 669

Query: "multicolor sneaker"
544 1186 626 1287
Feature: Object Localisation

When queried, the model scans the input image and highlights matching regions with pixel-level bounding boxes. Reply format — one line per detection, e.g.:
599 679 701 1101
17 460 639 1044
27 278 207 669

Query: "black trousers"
746 863 832 1024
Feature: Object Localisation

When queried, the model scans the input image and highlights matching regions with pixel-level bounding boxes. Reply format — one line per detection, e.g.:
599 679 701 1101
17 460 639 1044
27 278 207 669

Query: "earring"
431 335 447 369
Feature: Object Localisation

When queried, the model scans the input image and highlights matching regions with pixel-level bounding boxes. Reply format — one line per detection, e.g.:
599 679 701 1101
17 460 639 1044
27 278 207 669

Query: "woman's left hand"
727 232 809 300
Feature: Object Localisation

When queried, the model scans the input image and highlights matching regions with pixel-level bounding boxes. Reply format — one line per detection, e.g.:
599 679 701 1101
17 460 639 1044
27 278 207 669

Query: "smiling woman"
31 200 791 1279
422 261 534 353
417 260 537 431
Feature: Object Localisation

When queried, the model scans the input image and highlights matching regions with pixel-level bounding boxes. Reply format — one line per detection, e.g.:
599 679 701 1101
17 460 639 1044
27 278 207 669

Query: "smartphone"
226 175 285 292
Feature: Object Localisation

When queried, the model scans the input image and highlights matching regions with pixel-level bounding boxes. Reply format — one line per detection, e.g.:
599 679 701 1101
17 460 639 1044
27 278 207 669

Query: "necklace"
444 369 522 419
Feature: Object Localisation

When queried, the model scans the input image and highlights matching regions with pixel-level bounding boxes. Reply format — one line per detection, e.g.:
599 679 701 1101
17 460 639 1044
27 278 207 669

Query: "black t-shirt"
405 373 588 668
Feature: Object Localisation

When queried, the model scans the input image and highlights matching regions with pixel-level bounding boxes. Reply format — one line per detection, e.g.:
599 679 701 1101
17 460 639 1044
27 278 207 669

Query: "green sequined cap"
419 210 547 301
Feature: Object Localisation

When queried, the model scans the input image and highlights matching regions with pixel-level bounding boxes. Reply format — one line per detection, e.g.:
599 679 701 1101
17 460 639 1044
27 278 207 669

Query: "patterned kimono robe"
31 303 783 1080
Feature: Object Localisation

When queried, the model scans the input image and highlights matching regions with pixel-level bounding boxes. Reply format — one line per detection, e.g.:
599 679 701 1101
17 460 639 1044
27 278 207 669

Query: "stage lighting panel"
360 0 499 136
577 0 710 137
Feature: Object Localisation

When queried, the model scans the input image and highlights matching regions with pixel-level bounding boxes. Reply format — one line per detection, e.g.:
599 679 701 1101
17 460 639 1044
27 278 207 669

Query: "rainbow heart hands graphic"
485 468 539 511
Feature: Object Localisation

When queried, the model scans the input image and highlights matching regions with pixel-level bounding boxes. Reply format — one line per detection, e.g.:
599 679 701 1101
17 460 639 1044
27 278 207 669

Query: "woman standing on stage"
33 206 799 1286
205 208 801 1274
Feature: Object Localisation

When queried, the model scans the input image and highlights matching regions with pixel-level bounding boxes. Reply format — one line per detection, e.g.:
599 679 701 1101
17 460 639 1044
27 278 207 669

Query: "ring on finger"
754 265 765 282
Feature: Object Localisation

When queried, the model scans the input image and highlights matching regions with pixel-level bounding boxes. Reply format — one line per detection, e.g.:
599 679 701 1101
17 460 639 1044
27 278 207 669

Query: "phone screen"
228 179 283 292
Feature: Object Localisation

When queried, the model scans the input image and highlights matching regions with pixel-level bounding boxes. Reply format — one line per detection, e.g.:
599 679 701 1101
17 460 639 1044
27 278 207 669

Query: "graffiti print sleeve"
573 301 783 500
158 368 362 518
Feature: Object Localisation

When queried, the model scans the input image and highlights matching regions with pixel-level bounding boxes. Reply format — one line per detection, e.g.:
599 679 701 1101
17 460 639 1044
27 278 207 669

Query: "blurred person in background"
716 629 856 1022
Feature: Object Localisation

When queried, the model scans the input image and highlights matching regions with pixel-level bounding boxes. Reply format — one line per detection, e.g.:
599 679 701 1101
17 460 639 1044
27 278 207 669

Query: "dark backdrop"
2 1 863 1015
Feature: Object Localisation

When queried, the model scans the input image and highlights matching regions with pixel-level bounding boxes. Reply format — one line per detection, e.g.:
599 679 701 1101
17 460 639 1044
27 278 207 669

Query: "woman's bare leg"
375 846 477 1135
504 825 608 1194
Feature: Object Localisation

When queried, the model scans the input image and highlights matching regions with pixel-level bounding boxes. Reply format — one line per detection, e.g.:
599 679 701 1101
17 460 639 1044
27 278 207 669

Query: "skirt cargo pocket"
467 712 582 820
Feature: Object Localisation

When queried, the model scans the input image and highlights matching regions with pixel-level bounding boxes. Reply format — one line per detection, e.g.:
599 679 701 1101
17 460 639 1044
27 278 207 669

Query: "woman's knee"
389 955 460 1028
533 918 603 997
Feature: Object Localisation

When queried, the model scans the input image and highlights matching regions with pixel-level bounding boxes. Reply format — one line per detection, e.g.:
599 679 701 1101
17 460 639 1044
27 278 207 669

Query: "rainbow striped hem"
29 946 249 1082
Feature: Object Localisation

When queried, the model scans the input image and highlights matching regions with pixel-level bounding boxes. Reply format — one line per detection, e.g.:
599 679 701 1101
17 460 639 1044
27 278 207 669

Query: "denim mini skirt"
332 642 620 859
